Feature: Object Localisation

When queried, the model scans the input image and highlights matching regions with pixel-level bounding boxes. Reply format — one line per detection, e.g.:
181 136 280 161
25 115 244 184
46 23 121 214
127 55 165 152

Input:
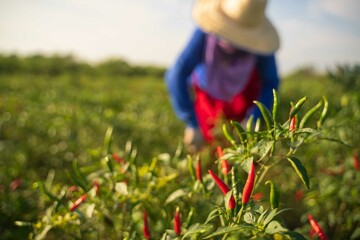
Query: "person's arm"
248 54 280 120
165 28 206 128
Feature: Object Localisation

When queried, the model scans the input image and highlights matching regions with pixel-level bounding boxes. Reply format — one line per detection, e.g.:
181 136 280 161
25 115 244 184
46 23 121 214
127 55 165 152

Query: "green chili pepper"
253 101 273 130
230 120 245 144
186 207 195 227
317 96 328 129
289 96 308 119
272 89 280 122
187 155 196 182
299 101 322 129
265 180 279 209
246 114 254 132
222 124 236 147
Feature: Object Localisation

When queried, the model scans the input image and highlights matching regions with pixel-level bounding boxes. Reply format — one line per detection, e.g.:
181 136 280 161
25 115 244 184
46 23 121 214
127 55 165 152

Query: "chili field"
0 59 359 239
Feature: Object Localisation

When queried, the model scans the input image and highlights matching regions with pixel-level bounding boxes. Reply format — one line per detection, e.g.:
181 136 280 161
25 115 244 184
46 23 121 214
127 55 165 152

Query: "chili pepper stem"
254 165 269 190
236 204 245 223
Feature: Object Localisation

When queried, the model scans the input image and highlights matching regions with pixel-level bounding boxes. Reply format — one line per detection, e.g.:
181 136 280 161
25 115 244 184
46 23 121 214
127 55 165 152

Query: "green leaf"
115 182 128 195
263 209 277 227
257 209 269 225
286 157 310 189
240 157 254 173
283 231 307 240
265 221 288 234
35 225 52 240
244 212 256 224
103 126 113 156
165 189 187 205
204 209 222 224
181 223 213 240
203 225 253 239
187 155 196 182
71 159 89 191
251 140 274 161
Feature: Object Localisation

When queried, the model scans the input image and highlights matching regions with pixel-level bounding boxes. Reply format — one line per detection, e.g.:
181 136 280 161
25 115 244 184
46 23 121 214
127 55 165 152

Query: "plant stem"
236 204 245 223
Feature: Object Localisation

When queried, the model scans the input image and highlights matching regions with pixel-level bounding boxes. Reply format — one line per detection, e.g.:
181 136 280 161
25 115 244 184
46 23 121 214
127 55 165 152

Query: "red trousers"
193 70 261 143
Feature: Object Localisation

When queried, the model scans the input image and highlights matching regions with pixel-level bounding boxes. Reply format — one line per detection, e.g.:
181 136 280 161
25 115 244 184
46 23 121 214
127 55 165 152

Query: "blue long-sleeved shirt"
165 28 280 128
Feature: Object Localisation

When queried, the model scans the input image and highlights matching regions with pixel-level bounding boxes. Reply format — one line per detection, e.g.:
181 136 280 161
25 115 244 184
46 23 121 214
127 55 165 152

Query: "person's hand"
183 127 204 154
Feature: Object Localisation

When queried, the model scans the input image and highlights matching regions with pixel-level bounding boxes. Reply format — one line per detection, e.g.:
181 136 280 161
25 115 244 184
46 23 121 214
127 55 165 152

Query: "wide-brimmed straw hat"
192 0 280 54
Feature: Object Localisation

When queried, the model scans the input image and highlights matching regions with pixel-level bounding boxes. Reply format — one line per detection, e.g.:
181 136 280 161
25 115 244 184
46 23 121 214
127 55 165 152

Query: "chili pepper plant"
16 89 349 240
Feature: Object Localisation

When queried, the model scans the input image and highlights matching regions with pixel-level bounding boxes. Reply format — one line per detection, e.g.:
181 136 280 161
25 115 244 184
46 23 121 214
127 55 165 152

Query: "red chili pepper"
289 116 296 132
242 163 255 204
289 107 296 132
217 146 230 175
93 179 100 195
295 190 304 202
143 210 150 239
70 193 88 212
208 170 236 209
68 185 79 193
252 192 264 202
308 215 327 240
112 153 124 164
9 178 22 191
353 154 359 171
195 158 202 182
174 207 181 235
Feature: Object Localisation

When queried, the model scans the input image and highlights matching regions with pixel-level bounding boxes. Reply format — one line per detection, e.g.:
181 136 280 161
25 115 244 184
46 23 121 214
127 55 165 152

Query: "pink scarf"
204 35 256 101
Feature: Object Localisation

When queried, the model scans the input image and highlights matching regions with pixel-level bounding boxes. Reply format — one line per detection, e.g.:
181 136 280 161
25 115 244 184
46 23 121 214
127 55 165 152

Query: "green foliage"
0 53 165 77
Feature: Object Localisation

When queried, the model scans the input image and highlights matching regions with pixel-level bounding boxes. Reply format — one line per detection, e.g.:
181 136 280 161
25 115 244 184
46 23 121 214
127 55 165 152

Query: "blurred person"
165 0 280 153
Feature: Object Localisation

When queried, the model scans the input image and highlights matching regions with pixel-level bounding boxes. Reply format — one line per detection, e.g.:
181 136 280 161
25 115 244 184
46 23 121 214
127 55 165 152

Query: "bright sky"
0 0 359 75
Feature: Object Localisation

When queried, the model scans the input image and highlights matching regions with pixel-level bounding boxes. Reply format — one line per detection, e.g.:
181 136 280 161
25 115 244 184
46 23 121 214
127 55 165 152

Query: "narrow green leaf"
257 209 269 225
72 159 89 191
103 126 113 156
39 182 63 204
187 155 196 182
165 189 187 205
204 209 222 224
263 209 278 227
286 157 310 189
